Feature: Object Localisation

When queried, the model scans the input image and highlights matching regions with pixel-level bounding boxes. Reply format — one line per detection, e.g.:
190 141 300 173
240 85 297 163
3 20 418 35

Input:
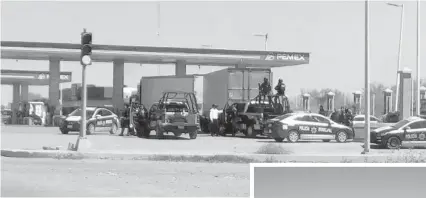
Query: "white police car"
264 112 355 143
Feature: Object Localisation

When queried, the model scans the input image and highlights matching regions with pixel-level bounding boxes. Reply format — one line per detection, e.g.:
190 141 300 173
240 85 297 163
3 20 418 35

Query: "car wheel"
110 124 118 134
287 130 299 143
336 131 348 143
245 125 257 138
274 138 284 142
189 130 198 139
87 123 95 135
322 139 331 142
173 132 182 137
60 128 69 134
385 136 401 149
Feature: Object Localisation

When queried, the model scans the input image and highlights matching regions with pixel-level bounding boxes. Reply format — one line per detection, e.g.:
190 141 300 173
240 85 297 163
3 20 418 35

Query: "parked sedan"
264 112 354 143
352 114 381 128
59 107 120 135
370 116 426 149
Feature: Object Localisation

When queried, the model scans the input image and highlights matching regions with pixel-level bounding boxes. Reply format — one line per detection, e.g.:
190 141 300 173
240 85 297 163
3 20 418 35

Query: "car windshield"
393 119 411 129
354 117 364 121
273 114 295 120
1 110 12 116
69 109 95 118
165 103 188 113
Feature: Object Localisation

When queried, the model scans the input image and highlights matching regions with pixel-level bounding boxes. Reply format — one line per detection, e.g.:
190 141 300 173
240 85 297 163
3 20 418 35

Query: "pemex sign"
263 52 310 64
36 73 71 81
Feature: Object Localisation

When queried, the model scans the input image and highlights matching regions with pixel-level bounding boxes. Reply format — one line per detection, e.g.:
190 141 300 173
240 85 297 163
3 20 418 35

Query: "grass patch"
146 154 262 164
255 143 292 155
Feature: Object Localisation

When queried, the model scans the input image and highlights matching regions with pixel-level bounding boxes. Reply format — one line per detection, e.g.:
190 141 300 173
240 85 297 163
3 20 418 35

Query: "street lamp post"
416 0 421 116
362 0 371 154
386 2 404 112
157 2 161 75
201 44 213 48
253 33 268 50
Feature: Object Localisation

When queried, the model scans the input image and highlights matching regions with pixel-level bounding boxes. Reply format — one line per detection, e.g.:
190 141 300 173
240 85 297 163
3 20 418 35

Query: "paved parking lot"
1 125 425 156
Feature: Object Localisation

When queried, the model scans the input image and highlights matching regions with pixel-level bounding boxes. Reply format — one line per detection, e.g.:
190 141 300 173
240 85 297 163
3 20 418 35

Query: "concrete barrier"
0 148 410 163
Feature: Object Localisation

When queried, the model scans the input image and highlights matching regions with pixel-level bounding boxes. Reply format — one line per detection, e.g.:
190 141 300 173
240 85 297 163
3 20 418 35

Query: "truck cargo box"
202 68 272 115
140 75 204 111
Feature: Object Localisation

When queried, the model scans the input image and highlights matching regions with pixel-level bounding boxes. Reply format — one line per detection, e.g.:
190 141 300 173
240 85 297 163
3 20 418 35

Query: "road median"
2 148 423 163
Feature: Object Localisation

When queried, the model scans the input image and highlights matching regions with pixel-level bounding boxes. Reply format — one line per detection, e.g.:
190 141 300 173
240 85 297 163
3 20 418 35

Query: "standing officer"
259 78 272 104
338 107 345 124
209 104 219 136
319 105 326 116
225 103 238 137
274 78 286 104
119 104 131 136
344 108 353 127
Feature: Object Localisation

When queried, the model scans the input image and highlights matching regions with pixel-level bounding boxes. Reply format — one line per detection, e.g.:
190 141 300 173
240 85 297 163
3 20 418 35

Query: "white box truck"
139 75 204 111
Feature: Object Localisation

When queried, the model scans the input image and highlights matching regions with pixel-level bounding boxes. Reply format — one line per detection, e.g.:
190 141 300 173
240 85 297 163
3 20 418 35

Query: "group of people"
258 78 286 104
325 106 354 127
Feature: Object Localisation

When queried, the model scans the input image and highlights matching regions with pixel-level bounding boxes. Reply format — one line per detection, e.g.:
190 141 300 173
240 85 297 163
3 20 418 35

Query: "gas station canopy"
1 69 72 85
1 41 310 67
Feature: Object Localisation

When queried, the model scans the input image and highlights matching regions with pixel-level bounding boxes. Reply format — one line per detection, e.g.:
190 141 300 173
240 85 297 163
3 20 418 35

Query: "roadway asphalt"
1 157 249 197
0 125 380 155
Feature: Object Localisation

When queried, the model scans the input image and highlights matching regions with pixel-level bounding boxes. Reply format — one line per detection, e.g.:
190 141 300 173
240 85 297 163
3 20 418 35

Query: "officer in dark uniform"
344 108 353 127
259 78 272 104
338 107 345 124
119 104 131 136
319 105 327 116
134 103 150 138
225 103 238 136
274 78 286 105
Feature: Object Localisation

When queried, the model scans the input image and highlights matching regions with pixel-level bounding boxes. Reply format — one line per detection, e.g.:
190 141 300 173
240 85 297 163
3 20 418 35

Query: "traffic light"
80 31 92 65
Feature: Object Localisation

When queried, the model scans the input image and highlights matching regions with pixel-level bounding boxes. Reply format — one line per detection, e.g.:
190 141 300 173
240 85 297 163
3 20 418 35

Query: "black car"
264 112 355 143
1 109 12 125
59 107 120 135
370 116 426 149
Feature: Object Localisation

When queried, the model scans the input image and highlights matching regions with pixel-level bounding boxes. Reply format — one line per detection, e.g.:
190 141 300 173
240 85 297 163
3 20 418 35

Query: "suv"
220 96 290 138
146 91 200 139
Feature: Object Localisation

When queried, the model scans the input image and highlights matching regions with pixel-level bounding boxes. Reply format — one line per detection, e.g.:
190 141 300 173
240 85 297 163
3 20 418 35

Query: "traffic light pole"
80 64 87 138
75 28 92 151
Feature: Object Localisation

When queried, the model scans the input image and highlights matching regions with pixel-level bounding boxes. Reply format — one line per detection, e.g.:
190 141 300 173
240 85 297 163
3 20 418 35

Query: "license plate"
67 125 73 129
178 126 184 129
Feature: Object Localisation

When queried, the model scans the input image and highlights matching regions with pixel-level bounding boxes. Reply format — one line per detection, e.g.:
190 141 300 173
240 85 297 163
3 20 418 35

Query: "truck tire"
143 127 151 138
245 125 257 138
189 130 198 139
60 128 69 134
173 132 182 137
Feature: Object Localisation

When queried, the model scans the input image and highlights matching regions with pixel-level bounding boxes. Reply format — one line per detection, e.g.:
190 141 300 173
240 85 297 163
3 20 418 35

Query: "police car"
370 116 426 149
59 107 120 135
264 112 354 143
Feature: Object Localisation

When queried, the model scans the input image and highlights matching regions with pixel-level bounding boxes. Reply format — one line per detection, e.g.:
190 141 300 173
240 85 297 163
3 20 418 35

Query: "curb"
0 149 409 163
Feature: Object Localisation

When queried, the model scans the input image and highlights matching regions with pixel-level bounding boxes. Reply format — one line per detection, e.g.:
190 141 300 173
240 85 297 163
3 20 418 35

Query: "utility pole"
157 2 161 75
362 0 371 154
386 3 405 112
416 0 421 116
253 33 269 50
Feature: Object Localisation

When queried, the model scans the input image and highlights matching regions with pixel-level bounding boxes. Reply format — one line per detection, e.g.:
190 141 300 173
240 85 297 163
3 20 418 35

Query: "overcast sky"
1 1 425 104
